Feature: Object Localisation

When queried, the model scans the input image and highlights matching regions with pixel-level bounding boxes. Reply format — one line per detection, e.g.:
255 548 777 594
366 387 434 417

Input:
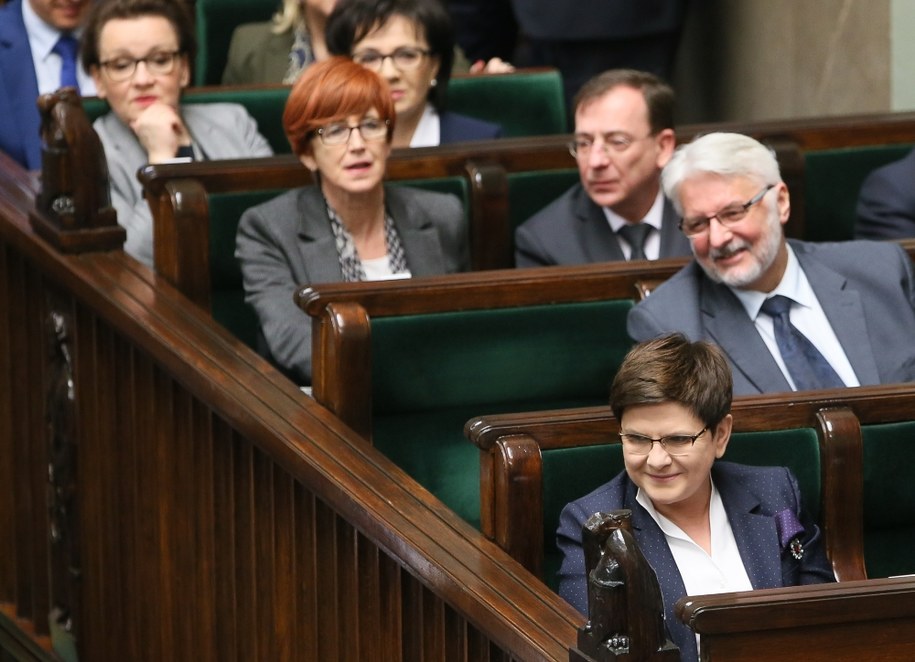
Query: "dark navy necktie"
618 222 651 261
760 295 844 390
53 33 80 92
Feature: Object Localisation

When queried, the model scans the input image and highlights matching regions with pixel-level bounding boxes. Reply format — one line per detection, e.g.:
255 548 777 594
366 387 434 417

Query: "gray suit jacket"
94 103 273 266
514 182 690 267
236 185 469 384
628 239 915 395
557 462 834 662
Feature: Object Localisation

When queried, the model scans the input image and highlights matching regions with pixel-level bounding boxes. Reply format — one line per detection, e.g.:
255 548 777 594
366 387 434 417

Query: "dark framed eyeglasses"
315 117 390 146
679 184 775 237
618 426 709 456
99 50 182 82
352 47 431 72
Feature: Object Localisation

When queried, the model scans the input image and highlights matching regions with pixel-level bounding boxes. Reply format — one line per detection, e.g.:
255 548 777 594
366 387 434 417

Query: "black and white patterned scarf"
326 202 408 281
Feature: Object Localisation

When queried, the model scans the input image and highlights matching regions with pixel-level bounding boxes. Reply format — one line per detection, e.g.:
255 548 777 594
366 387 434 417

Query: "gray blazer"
628 239 915 395
514 183 690 267
94 103 273 266
236 185 469 384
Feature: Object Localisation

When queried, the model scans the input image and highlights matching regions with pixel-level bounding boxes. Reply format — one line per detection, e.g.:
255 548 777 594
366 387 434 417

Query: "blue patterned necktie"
618 222 651 260
53 33 80 92
760 295 844 391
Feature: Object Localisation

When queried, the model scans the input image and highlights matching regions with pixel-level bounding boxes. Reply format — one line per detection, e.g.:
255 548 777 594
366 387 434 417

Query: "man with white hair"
628 132 915 395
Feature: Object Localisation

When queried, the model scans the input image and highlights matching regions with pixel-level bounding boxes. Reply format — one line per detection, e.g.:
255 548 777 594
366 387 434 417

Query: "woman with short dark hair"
557 333 834 662
82 0 272 266
326 0 504 147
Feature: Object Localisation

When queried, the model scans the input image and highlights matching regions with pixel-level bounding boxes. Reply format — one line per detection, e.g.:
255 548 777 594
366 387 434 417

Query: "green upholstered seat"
540 427 821 591
446 69 568 137
370 300 635 529
861 421 915 578
207 189 286 348
803 144 913 242
207 177 468 348
508 168 579 231
194 0 276 86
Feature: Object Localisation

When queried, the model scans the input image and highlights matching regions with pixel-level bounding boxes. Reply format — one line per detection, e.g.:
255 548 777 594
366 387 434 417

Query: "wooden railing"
0 101 583 661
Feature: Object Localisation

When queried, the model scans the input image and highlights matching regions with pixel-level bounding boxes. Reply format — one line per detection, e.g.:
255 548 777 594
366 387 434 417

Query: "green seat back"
194 0 276 86
82 88 292 154
371 300 635 530
208 189 286 348
207 176 467 348
446 70 567 137
803 144 912 242
508 169 579 231
541 427 820 591
861 421 915 578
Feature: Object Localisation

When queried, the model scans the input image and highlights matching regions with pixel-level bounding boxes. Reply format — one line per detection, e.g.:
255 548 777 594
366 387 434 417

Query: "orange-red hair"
283 56 396 156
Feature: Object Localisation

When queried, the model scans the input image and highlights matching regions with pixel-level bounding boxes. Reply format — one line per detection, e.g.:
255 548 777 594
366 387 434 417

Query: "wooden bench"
294 260 687 528
466 382 915 588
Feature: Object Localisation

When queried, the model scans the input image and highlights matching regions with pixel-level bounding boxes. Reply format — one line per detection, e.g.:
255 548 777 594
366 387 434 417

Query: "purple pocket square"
774 508 805 556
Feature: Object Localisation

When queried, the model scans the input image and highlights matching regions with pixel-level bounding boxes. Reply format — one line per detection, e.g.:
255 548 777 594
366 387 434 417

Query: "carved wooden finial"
570 510 680 662
29 87 125 253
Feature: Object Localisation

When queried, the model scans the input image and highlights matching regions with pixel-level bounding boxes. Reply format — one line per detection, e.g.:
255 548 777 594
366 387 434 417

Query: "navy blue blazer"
556 461 834 662
856 147 915 240
515 182 691 266
0 0 42 170
438 110 502 144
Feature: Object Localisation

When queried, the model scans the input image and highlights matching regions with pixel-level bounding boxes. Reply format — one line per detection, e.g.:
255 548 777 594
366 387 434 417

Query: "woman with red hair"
236 56 469 386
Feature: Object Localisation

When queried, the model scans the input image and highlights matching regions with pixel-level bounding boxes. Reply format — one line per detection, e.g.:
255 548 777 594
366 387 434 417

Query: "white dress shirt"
604 190 666 260
730 245 860 390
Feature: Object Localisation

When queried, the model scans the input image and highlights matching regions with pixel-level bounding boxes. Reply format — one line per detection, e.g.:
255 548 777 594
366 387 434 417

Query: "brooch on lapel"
788 537 804 561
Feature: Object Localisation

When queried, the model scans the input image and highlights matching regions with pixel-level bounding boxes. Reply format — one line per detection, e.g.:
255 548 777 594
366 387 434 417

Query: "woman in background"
236 57 468 385
326 0 504 147
222 0 336 84
82 0 272 267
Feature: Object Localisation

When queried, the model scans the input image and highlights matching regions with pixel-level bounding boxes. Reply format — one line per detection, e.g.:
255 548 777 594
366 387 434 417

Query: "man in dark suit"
628 132 915 395
855 147 915 240
557 334 833 662
515 69 691 267
510 0 689 120
0 0 95 170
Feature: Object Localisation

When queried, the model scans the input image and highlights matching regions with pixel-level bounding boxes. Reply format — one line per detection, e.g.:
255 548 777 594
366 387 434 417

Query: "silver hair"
661 132 782 215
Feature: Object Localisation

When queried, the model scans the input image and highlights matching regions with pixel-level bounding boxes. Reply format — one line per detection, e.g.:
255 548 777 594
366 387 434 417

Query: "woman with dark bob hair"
236 56 469 386
81 0 272 267
556 333 834 662
326 0 504 147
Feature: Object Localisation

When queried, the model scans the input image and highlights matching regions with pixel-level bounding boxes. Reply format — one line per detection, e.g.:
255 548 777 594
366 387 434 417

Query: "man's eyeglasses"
315 118 390 146
352 47 431 72
568 131 651 158
679 184 775 237
99 50 182 82
619 426 708 456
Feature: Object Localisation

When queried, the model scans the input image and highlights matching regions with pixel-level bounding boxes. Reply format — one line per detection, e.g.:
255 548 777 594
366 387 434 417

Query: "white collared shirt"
21 0 96 96
603 190 666 260
409 103 441 147
730 245 860 390
636 479 753 596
